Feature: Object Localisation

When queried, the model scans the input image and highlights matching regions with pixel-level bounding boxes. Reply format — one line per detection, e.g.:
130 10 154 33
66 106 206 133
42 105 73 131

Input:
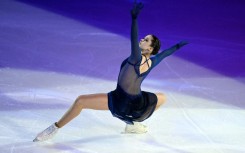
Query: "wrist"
176 44 180 49
131 13 138 19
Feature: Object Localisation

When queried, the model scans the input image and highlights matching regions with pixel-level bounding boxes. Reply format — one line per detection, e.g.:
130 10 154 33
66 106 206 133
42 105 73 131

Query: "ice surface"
0 0 245 153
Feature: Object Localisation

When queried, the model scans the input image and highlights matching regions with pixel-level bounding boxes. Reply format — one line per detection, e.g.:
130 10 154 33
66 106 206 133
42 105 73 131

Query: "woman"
33 2 188 142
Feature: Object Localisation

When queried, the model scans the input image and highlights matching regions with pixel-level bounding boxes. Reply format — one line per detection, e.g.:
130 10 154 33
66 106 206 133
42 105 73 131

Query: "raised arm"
128 2 144 64
151 41 189 67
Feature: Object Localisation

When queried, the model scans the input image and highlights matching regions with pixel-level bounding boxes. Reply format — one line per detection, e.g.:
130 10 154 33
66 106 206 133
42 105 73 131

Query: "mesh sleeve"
128 18 141 64
151 43 181 67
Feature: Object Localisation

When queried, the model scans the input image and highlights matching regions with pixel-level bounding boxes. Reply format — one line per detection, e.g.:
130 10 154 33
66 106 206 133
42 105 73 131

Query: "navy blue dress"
108 14 182 125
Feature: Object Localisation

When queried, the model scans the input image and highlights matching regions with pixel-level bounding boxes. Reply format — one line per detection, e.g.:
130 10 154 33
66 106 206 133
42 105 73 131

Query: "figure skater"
33 2 188 142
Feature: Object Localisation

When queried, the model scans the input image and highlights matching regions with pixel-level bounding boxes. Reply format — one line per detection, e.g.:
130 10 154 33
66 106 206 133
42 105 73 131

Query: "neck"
142 53 151 59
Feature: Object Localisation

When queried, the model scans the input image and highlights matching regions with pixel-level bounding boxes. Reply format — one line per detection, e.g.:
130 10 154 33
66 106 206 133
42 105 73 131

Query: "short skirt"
108 84 157 124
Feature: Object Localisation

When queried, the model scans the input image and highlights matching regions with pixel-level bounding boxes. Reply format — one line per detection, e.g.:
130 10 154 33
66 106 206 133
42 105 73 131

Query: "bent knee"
156 93 166 105
74 95 87 108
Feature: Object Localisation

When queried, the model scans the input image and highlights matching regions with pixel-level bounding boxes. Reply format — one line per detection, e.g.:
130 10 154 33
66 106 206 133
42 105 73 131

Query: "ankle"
55 122 60 128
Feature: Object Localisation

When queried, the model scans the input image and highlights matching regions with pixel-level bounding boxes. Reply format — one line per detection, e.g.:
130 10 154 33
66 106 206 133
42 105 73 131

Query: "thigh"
77 93 109 110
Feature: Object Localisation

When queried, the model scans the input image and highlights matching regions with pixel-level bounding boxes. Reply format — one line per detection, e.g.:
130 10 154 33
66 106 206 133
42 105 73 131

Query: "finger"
180 41 189 46
139 2 144 9
183 41 189 44
136 2 144 10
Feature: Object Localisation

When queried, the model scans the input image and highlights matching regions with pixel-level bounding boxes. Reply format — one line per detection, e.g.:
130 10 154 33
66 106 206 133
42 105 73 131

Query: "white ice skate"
124 122 148 134
33 123 59 142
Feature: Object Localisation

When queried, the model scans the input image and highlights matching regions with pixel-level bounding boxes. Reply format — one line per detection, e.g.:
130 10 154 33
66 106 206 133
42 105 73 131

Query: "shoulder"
128 56 142 65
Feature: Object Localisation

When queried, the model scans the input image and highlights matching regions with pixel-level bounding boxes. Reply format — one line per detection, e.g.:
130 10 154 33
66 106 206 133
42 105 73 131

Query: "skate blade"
33 138 39 142
121 130 147 134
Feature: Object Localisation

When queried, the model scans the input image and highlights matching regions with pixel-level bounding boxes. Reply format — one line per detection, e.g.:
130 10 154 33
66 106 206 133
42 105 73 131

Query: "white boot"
124 122 148 134
33 123 59 142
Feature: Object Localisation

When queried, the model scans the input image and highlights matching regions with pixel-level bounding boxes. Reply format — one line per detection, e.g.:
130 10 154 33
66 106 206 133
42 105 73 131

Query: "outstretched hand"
131 2 144 19
178 40 189 48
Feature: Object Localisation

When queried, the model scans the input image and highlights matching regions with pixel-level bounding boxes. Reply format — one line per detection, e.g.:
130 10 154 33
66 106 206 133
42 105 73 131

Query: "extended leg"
57 93 108 128
33 93 108 142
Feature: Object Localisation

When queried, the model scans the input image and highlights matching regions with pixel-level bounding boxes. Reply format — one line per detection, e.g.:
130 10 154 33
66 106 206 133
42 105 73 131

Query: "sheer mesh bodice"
117 43 180 95
118 56 150 95
116 13 182 96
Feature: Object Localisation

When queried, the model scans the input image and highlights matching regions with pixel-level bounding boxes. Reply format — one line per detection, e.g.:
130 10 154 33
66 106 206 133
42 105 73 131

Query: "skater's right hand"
131 2 144 19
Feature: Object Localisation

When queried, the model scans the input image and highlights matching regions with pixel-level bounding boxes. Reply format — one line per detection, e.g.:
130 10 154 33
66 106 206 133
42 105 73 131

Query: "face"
139 35 153 54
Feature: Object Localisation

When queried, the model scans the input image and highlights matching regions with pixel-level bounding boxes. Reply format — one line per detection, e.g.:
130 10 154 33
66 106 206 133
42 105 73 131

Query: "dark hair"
150 34 161 55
